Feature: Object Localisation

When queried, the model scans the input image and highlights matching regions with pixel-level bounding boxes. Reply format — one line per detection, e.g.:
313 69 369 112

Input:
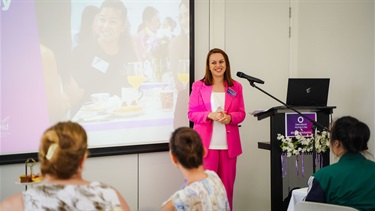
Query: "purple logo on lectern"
285 112 317 137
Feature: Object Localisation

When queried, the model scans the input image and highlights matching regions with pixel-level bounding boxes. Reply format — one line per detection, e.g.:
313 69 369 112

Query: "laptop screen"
286 78 330 106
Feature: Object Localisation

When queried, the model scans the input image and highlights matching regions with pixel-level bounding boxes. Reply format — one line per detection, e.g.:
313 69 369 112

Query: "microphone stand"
248 81 328 173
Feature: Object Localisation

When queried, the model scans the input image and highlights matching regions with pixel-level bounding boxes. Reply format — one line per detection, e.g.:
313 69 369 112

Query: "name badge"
91 56 109 74
227 88 237 97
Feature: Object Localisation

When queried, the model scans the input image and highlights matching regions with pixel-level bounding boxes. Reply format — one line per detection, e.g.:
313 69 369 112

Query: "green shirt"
305 152 375 211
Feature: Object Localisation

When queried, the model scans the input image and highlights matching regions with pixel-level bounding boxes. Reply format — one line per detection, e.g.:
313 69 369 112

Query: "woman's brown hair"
202 48 234 86
38 121 88 179
169 127 204 169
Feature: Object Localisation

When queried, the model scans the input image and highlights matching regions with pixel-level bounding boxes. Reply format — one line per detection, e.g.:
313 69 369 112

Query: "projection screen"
0 0 193 164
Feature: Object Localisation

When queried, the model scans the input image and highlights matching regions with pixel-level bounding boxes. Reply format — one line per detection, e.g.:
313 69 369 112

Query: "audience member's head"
169 127 204 169
330 116 370 157
38 121 88 179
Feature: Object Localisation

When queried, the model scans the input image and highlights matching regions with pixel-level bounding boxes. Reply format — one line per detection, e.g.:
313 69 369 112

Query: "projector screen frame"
0 0 195 165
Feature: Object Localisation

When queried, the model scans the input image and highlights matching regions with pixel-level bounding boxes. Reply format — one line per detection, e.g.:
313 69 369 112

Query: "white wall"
1 1 374 211
224 1 290 210
292 0 375 162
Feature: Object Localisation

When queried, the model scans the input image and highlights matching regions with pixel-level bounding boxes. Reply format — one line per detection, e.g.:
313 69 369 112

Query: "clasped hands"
208 110 231 124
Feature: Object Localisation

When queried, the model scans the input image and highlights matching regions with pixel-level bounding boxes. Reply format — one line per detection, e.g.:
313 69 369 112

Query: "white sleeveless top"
22 181 122 210
210 92 228 149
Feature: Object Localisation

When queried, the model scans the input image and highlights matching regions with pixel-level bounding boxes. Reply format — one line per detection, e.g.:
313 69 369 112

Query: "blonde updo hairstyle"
38 121 88 179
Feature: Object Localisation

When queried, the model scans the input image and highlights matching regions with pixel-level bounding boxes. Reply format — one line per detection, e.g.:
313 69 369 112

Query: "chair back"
295 201 358 211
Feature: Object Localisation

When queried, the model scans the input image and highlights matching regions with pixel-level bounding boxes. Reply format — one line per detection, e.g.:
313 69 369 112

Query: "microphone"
236 71 265 84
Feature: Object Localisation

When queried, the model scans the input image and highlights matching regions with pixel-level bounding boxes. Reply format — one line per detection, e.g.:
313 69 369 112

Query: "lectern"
255 106 336 211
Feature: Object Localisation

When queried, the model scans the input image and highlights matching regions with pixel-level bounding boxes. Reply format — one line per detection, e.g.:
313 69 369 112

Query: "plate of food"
111 105 144 118
81 103 107 112
74 109 111 122
15 174 43 185
82 113 111 122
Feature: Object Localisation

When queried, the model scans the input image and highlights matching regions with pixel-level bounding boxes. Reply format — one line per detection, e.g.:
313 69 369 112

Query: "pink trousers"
204 149 237 211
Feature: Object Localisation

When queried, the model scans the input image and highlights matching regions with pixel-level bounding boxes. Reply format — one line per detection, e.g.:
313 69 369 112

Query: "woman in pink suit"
188 48 246 210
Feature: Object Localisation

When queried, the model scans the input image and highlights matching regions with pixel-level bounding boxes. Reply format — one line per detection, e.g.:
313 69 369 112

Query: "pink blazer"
188 80 246 158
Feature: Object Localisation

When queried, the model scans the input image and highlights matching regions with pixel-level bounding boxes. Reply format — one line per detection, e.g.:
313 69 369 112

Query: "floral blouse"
164 170 230 211
22 181 122 210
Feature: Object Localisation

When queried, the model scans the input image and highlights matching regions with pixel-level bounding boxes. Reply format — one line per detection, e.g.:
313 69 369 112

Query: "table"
70 93 176 147
287 187 308 211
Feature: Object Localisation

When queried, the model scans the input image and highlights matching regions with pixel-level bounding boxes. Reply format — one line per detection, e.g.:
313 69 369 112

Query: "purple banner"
285 112 317 137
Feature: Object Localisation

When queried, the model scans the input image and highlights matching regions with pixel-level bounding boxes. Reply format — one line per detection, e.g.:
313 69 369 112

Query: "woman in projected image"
188 48 246 211
70 0 137 108
169 0 189 91
172 0 190 129
135 6 162 64
74 5 99 46
161 16 177 40
0 121 130 210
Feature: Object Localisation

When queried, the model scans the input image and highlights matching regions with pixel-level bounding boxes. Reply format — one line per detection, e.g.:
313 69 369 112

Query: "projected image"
0 0 190 156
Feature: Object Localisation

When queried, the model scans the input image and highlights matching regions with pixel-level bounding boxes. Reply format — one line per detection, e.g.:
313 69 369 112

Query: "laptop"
286 78 330 107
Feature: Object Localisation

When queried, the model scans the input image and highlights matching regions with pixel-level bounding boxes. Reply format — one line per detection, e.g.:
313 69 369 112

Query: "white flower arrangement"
277 130 330 157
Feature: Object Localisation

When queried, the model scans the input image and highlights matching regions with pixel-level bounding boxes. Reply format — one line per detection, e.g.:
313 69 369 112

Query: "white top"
22 181 121 210
162 170 230 211
210 92 227 149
